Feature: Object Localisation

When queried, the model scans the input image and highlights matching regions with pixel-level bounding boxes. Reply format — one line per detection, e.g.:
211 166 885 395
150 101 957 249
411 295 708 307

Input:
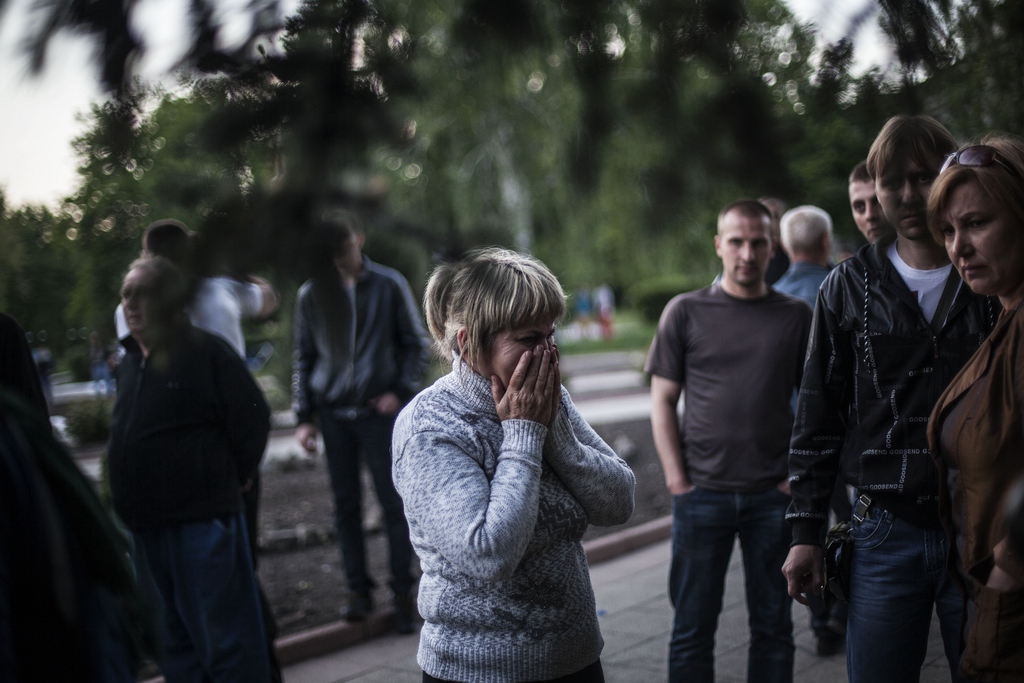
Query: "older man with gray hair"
773 205 850 655
773 205 833 307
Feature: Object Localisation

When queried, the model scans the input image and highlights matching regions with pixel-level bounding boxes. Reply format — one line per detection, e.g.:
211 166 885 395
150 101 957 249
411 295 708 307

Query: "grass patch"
556 309 655 356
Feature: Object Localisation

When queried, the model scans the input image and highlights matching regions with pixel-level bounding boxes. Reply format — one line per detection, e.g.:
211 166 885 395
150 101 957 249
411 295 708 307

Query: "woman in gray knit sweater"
392 248 636 683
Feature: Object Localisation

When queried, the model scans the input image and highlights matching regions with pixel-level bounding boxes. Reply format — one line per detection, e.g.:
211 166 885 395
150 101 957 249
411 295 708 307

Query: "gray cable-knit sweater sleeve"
543 388 635 527
393 416 547 581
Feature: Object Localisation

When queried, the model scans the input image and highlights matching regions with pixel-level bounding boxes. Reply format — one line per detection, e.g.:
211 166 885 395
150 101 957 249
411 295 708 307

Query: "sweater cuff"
791 519 824 547
500 419 547 459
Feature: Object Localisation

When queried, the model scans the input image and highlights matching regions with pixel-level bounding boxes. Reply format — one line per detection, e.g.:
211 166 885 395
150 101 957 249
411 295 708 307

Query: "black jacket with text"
108 325 270 531
787 236 999 545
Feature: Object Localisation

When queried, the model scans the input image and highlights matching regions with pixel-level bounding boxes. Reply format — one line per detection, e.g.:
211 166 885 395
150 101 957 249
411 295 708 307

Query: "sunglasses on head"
940 144 1022 179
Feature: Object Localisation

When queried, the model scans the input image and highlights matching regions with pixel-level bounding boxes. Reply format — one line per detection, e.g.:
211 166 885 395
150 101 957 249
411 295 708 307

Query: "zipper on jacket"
346 281 357 379
933 335 940 359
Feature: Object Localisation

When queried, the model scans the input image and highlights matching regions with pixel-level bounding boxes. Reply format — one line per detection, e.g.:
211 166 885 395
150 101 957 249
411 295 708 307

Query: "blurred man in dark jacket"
108 256 272 683
293 210 429 632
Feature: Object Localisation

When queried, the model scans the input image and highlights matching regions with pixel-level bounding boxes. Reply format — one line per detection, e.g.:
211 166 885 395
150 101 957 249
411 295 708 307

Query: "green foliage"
374 0 825 295
913 1 1024 140
557 309 657 356
6 0 1024 379
0 203 82 356
256 374 292 413
64 398 114 446
64 88 240 336
629 275 713 324
61 344 92 382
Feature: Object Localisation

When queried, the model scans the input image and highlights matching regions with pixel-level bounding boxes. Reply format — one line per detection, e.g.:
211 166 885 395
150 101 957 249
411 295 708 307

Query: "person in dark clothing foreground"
0 313 155 683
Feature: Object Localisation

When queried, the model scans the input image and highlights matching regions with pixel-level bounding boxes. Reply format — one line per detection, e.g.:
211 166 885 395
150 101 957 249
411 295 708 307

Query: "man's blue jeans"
668 487 794 683
319 411 414 596
132 514 270 683
846 506 971 682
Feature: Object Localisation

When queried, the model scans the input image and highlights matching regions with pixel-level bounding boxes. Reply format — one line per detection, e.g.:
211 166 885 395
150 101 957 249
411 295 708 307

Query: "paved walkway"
282 538 955 683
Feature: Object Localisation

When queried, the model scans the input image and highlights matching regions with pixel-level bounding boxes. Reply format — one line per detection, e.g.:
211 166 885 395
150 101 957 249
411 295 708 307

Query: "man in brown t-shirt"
646 199 812 683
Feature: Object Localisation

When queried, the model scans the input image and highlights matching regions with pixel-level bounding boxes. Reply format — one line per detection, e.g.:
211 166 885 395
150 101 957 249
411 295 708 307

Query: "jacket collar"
355 255 374 284
784 260 830 276
119 319 193 357
858 232 974 330
862 233 924 313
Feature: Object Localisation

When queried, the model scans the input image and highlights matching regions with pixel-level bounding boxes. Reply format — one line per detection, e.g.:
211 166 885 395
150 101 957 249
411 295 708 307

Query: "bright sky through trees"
0 0 884 208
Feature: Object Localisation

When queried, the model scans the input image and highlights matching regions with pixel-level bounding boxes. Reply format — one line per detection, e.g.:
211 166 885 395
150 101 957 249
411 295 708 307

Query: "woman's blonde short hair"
423 248 566 370
928 134 1024 245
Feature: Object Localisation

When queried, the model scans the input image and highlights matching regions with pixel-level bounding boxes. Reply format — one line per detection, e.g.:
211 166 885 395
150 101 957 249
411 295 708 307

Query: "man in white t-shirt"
783 116 997 683
115 220 278 357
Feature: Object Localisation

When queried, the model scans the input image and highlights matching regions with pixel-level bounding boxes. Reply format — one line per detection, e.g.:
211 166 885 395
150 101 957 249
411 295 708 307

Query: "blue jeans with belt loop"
845 505 971 682
668 487 794 683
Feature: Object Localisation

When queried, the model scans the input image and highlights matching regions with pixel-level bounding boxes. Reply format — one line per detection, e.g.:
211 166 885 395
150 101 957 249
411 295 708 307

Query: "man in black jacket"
108 256 272 683
782 116 997 682
293 210 429 632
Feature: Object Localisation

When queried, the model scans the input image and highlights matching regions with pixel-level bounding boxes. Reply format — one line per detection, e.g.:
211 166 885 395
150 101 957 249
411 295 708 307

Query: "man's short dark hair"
718 199 773 232
758 197 786 223
866 115 956 180
849 160 871 185
319 210 365 256
142 219 193 266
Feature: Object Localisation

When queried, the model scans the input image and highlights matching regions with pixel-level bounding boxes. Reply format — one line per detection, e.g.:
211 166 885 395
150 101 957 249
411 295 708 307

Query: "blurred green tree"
5 0 1024 339
0 199 80 355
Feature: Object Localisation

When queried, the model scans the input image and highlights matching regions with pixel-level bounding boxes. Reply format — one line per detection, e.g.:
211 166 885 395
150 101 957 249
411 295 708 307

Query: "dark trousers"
132 515 271 683
319 411 414 595
242 472 283 683
808 480 853 636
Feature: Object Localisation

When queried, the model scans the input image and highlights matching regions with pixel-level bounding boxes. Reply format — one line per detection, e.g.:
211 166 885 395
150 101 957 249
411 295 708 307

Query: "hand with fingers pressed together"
491 343 560 425
472 320 561 426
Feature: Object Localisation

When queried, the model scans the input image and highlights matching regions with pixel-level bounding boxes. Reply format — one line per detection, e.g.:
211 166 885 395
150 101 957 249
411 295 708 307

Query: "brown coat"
930 301 1024 681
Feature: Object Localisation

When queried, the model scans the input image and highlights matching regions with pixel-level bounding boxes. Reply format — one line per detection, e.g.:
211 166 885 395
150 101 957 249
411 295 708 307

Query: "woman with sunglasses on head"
927 135 1024 681
392 248 635 683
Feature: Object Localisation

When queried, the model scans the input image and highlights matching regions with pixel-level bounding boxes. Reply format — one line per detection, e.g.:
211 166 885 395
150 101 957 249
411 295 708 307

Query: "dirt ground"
255 418 667 637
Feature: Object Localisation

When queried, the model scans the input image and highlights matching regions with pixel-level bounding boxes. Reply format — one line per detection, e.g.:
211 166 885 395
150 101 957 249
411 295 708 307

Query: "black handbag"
823 521 852 605
822 493 873 605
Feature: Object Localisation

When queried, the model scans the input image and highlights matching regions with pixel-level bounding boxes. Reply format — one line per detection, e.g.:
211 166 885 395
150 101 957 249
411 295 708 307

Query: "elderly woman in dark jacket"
928 134 1024 681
